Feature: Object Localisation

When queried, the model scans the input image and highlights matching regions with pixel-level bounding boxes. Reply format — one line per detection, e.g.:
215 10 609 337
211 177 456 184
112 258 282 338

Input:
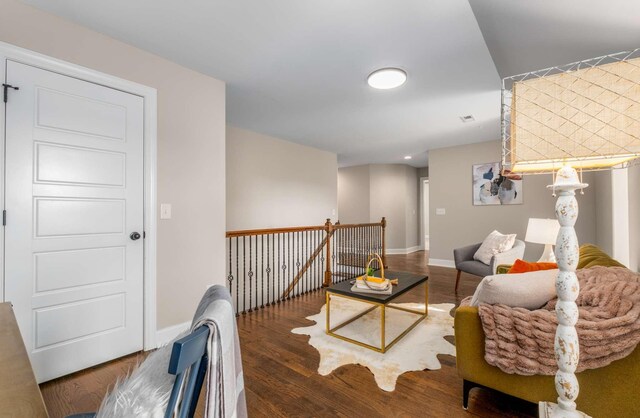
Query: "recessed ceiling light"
460 114 475 123
404 155 412 160
368 68 407 89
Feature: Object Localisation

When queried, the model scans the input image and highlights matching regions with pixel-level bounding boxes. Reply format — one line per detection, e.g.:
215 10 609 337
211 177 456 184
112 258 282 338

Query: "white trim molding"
611 168 630 268
0 41 159 351
428 258 456 268
419 177 430 252
156 321 191 347
386 246 422 255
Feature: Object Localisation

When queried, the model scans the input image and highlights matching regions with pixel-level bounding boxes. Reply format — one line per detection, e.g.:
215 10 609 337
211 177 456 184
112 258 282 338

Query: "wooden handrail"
333 222 383 229
226 225 325 238
226 220 385 237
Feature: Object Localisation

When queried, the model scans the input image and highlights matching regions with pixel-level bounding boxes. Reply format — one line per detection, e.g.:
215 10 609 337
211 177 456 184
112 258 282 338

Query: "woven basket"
356 253 389 291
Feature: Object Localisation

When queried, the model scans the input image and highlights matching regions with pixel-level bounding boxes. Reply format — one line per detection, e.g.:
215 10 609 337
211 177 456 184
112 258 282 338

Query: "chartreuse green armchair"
455 244 639 417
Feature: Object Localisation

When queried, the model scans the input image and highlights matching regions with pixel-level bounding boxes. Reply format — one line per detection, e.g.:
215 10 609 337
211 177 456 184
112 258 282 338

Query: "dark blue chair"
165 325 210 418
67 325 210 418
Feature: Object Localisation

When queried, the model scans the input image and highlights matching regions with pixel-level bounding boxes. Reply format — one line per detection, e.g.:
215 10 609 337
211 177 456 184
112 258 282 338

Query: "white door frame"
419 177 429 251
0 41 158 350
611 168 630 267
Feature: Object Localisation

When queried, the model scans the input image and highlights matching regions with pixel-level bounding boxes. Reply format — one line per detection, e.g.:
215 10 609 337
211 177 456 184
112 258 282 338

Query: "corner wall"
429 140 597 264
0 0 226 329
338 165 371 224
226 126 338 230
338 164 420 253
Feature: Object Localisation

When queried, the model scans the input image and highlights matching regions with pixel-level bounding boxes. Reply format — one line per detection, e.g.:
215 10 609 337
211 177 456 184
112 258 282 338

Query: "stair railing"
225 217 386 315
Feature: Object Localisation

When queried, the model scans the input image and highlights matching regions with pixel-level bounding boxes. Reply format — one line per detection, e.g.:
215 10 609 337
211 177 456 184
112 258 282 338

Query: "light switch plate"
160 203 172 220
436 208 446 215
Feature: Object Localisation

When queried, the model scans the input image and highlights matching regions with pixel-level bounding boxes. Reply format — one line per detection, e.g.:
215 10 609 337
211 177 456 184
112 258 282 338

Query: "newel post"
381 217 387 268
323 218 334 287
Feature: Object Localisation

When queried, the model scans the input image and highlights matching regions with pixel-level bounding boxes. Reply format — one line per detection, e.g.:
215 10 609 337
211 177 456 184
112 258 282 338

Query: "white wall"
226 126 338 230
629 165 640 272
338 164 420 252
611 168 631 266
0 0 226 329
428 140 598 263
596 166 640 271
595 170 614 256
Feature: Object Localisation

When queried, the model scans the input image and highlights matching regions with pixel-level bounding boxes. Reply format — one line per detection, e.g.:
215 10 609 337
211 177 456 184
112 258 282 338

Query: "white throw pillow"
473 230 517 265
469 269 558 309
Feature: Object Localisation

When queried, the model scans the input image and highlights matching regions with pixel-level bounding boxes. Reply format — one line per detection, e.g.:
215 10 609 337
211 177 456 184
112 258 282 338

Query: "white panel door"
4 60 144 382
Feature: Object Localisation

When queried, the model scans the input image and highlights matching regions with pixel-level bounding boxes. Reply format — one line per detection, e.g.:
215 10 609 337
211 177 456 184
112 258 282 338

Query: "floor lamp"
501 49 640 418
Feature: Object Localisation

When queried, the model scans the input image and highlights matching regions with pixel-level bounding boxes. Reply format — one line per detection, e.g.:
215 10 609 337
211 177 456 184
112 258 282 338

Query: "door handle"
130 232 141 241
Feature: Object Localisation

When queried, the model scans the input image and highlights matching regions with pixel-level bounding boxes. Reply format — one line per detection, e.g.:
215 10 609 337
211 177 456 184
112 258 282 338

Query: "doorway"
420 178 429 251
1 42 158 383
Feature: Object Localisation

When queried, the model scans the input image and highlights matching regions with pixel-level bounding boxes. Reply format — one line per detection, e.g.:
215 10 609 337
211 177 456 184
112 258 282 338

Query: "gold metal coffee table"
325 270 428 353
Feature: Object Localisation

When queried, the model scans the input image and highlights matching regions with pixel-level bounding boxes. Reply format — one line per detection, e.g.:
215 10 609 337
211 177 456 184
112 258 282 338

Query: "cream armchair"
453 240 525 292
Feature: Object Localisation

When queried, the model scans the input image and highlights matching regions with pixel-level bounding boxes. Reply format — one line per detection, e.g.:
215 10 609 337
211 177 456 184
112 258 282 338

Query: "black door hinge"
143 231 146 239
2 210 6 226
3 84 19 103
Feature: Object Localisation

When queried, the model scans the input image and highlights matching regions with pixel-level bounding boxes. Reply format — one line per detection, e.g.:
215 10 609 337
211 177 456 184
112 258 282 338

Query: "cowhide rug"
291 298 456 391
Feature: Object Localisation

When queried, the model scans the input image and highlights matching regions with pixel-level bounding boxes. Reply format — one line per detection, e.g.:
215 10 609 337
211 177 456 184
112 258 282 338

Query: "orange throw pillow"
507 259 558 274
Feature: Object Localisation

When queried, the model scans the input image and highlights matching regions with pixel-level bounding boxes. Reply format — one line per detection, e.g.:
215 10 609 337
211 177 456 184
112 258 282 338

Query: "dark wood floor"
40 252 537 418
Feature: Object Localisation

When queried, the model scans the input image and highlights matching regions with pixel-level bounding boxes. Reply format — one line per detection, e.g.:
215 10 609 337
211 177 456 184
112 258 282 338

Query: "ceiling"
468 0 640 78
21 1 640 168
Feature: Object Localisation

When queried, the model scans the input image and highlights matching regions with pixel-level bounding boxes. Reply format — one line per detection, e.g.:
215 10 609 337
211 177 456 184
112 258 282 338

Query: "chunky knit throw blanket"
476 266 640 375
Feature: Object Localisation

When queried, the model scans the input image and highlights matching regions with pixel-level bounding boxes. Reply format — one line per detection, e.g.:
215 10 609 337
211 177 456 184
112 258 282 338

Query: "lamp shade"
500 51 635 418
525 218 560 245
504 52 640 173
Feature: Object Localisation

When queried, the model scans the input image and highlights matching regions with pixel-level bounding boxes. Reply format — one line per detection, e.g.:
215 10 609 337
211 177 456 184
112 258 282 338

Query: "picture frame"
472 162 523 206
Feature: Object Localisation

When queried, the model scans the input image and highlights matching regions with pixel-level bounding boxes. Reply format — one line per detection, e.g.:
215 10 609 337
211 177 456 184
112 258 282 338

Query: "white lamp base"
543 165 590 418
538 244 556 263
539 401 591 418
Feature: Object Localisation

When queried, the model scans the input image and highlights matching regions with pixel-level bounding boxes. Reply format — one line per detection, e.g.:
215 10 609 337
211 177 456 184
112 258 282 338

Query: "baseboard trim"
387 246 422 255
428 258 456 268
155 321 191 348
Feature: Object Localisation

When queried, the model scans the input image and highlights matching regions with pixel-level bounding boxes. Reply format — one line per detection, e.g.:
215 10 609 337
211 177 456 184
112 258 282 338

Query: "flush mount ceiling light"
367 68 407 89
404 155 412 160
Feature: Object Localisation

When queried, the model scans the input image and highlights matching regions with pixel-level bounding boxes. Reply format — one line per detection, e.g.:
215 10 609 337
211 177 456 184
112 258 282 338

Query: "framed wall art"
472 162 523 206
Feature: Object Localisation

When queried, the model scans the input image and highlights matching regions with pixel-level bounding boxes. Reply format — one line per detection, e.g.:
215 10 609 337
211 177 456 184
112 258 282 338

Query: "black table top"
325 270 428 304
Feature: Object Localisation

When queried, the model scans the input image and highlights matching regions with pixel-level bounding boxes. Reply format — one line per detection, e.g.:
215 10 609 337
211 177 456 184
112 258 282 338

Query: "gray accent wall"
226 126 338 230
429 140 598 263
